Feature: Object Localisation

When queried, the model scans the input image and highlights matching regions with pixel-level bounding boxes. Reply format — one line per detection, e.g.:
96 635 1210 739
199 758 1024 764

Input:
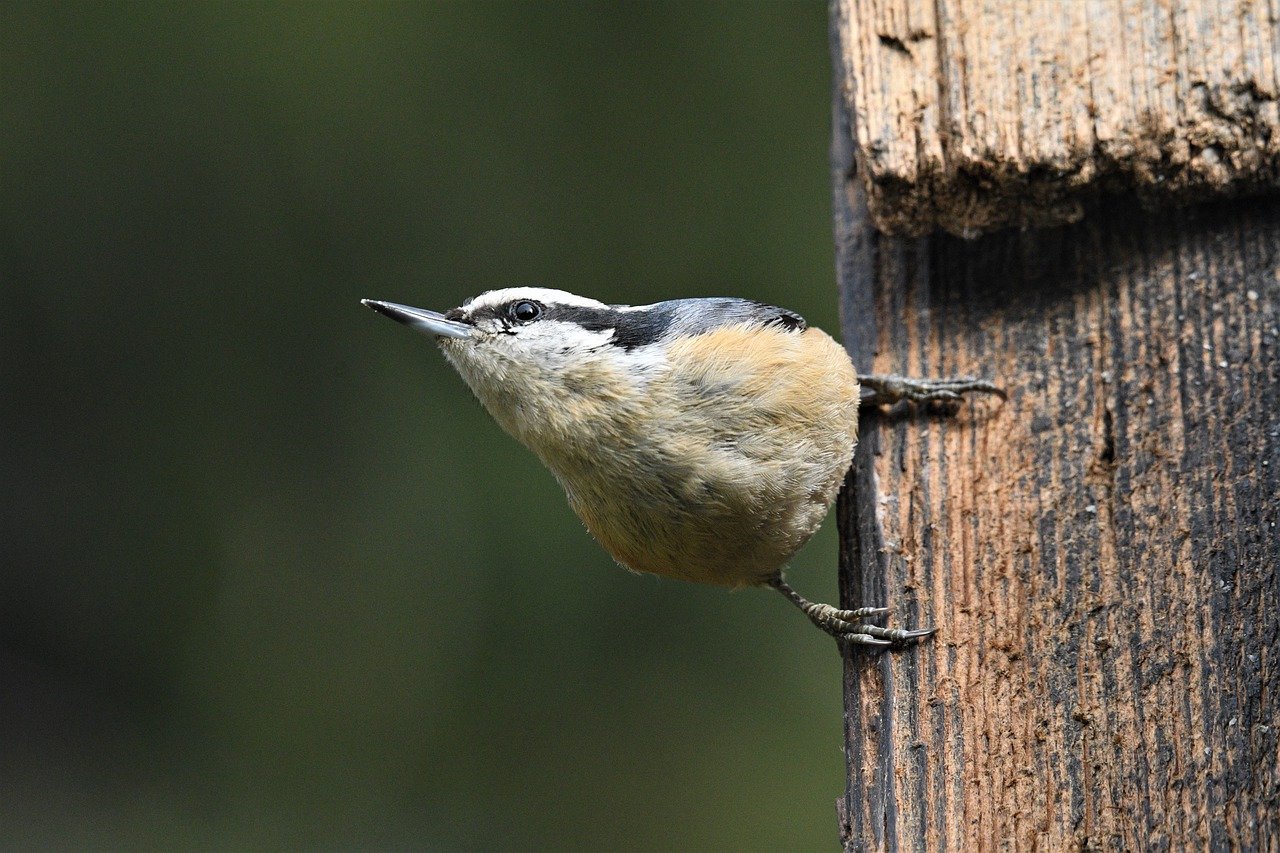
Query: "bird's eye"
510 300 542 323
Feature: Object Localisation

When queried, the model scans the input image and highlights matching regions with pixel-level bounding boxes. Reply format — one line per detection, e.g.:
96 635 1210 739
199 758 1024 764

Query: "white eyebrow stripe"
466 287 609 312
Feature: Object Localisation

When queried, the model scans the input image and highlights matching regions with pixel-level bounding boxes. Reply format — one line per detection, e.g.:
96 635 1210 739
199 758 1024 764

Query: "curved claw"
840 634 893 647
850 623 936 643
956 380 1007 400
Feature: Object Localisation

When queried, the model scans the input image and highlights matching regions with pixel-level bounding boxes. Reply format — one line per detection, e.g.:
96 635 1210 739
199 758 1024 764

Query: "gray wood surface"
832 7 1280 849
837 0 1280 237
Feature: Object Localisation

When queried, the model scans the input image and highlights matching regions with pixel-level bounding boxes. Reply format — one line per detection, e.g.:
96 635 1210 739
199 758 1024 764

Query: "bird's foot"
859 373 1006 408
767 576 934 648
804 601 935 647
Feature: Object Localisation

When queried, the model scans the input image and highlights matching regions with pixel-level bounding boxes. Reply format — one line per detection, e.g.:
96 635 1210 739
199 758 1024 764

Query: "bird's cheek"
438 330 477 346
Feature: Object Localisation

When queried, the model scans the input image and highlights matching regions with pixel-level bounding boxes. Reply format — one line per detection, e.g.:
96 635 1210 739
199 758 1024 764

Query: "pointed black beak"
361 299 473 339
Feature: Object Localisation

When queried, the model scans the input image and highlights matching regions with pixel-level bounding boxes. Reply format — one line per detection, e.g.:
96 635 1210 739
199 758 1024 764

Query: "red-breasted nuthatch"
363 289 1002 646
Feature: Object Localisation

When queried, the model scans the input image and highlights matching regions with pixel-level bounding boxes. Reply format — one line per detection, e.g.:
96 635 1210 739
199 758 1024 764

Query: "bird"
362 288 1003 646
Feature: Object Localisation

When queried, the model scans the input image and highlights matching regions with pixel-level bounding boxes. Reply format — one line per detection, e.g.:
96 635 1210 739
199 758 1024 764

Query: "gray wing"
654 297 806 338
600 297 806 350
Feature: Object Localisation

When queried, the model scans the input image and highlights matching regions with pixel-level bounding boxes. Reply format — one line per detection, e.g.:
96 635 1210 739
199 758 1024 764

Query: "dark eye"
510 300 542 323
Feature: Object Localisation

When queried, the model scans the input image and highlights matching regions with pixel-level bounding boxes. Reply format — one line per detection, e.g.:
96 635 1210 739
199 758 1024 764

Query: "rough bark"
832 7 1280 851
837 0 1280 237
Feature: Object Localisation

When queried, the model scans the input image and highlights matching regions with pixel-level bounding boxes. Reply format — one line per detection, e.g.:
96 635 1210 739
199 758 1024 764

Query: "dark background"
1 2 847 848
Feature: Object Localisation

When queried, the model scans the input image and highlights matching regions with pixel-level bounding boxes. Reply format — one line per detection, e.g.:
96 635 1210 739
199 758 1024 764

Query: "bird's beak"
361 299 474 339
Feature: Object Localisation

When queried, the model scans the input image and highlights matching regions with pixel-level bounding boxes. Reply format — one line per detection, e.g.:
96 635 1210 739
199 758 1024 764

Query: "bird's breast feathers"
557 323 861 586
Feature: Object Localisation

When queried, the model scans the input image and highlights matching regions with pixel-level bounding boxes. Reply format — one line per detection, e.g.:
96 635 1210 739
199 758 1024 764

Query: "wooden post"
831 2 1280 849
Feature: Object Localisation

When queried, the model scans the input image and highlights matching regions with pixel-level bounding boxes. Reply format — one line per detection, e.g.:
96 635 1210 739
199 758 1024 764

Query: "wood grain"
831 10 1280 849
837 0 1280 237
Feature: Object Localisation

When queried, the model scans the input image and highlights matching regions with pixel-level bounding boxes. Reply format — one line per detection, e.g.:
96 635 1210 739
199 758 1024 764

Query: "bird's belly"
558 443 849 588
570 489 789 587
528 323 861 588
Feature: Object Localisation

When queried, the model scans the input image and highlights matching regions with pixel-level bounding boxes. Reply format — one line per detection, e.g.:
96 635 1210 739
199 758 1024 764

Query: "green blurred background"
1 2 848 848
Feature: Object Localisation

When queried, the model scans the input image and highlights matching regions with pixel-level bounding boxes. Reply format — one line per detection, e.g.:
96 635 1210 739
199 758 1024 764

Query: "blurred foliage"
1 1 847 848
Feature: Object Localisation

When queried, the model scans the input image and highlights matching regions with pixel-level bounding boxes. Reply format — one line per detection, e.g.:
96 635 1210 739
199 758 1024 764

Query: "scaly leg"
767 575 933 647
859 373 1006 407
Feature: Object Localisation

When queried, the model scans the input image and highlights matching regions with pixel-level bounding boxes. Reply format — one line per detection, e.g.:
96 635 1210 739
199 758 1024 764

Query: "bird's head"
363 285 665 374
362 287 675 443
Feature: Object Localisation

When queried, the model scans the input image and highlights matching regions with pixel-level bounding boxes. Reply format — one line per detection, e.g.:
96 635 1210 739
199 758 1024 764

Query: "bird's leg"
766 575 934 647
859 373 1006 407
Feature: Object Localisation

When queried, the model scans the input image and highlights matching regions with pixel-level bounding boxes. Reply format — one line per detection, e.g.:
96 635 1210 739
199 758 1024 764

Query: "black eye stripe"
461 303 513 326
530 304 673 350
456 297 804 348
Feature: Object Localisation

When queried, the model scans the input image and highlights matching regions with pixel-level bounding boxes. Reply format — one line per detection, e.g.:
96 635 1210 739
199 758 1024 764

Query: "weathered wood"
838 0 1280 237
832 8 1280 850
